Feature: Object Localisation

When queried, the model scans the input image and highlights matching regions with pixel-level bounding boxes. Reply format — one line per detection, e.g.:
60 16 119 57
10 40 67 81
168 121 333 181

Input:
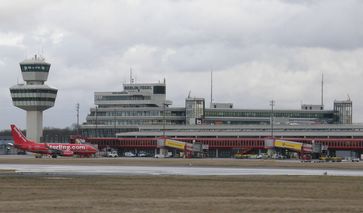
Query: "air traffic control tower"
10 55 57 142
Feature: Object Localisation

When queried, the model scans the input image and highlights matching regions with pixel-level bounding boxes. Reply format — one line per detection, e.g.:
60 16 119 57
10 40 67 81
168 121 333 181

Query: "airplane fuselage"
15 142 96 156
11 124 97 157
15 143 48 154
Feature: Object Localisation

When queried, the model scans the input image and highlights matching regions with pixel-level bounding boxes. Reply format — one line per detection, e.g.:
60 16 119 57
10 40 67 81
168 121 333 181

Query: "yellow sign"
165 139 186 150
274 140 302 151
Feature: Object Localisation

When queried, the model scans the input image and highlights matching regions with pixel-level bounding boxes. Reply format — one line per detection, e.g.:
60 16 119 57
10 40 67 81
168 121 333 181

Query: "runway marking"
1 164 363 176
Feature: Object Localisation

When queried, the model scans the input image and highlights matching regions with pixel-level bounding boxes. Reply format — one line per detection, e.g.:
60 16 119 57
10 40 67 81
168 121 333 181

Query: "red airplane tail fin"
10 124 30 145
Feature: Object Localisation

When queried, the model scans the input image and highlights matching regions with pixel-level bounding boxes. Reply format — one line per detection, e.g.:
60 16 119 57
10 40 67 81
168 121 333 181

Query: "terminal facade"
80 81 354 138
78 81 363 158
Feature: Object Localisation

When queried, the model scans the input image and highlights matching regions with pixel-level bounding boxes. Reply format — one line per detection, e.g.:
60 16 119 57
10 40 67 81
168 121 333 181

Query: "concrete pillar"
26 111 43 142
216 149 219 158
159 147 167 155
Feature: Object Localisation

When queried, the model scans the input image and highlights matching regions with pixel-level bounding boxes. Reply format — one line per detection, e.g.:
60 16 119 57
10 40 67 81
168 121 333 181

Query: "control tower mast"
9 55 58 142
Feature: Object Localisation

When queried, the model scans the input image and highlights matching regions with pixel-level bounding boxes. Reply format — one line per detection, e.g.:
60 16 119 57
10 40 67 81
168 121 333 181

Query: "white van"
154 152 172 158
124 152 136 157
107 151 118 158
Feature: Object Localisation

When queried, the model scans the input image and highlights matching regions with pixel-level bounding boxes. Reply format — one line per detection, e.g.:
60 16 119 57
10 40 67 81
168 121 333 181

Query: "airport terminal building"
79 81 362 158
80 81 354 138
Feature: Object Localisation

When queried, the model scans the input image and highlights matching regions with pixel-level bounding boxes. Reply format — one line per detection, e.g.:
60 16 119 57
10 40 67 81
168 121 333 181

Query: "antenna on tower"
210 70 213 107
321 73 324 109
130 67 134 84
41 46 44 57
76 103 80 134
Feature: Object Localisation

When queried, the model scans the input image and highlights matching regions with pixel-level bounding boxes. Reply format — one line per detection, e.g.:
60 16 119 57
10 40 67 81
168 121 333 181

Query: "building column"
159 147 167 156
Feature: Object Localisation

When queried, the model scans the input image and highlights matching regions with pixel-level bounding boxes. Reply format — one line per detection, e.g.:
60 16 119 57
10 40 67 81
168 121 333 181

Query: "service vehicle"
124 152 136 157
107 151 118 157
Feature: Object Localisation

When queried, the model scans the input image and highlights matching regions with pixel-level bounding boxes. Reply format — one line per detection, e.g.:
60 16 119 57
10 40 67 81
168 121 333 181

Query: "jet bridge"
157 138 205 158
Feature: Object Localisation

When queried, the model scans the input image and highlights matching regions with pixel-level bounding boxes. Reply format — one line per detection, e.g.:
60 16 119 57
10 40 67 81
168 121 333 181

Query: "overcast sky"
1 0 363 130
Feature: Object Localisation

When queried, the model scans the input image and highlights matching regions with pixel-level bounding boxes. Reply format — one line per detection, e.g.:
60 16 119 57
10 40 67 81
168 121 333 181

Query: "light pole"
95 106 98 137
113 108 117 137
159 101 167 157
76 103 80 135
163 102 166 139
270 100 275 138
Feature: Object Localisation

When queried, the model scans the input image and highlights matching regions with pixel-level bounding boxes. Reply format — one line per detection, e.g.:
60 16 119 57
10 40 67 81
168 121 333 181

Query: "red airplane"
10 124 97 158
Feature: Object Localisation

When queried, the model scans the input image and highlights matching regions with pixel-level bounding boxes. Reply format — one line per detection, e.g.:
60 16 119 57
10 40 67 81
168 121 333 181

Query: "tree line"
0 124 78 143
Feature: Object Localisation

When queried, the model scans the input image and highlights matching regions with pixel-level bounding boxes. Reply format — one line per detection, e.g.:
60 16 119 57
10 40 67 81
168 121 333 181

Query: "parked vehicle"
107 151 118 158
300 154 312 162
138 151 148 157
352 158 360 162
256 153 269 159
272 154 285 159
124 152 136 157
235 154 258 159
154 154 164 158
154 152 172 158
319 156 342 162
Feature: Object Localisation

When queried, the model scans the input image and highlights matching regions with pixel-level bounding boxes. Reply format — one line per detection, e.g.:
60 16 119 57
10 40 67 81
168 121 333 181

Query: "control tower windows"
21 64 50 72
10 89 57 94
12 97 56 102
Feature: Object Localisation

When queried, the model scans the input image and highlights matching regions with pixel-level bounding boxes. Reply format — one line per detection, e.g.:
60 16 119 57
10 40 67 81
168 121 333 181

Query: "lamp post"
76 103 80 135
159 101 167 157
270 100 275 138
95 106 98 137
113 108 117 137
163 102 166 139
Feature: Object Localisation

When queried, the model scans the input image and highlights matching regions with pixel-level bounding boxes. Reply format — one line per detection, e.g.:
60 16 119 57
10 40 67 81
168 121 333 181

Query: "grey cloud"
269 0 363 49
1 0 363 129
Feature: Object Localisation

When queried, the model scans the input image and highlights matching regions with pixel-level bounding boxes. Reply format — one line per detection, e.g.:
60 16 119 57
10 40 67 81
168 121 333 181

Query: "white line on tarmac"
1 164 363 176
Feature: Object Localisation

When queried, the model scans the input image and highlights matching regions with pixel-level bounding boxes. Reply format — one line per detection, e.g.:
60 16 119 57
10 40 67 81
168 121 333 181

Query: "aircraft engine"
61 150 74 157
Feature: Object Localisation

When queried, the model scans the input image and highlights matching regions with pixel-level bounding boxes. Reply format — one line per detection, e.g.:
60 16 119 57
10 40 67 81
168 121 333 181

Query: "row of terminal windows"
90 111 186 117
96 95 151 101
12 97 56 102
87 110 334 120
10 89 57 94
20 65 50 72
89 120 184 126
107 111 159 117
81 128 139 137
86 107 338 118
11 94 56 99
205 111 333 119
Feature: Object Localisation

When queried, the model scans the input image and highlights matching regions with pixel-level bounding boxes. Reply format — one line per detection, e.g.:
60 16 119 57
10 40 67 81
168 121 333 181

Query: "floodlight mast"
270 100 275 138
